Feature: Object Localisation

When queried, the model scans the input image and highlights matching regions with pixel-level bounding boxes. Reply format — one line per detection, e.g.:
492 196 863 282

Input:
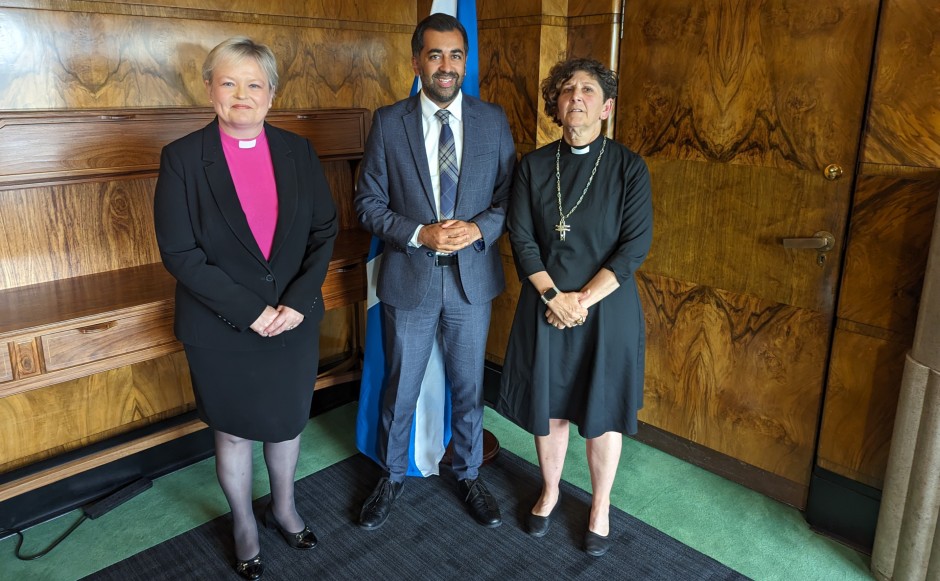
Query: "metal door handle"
781 231 835 252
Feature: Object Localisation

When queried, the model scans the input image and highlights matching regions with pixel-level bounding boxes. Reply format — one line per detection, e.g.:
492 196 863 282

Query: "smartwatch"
540 286 560 305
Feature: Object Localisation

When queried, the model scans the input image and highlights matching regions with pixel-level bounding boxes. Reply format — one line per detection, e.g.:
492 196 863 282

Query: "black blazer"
154 119 337 351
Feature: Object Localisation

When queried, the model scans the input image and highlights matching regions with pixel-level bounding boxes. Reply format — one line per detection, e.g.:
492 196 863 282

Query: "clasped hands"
546 289 591 330
418 219 481 253
250 305 304 338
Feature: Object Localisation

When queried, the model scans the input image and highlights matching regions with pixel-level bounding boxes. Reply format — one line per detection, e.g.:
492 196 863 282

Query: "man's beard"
421 72 462 105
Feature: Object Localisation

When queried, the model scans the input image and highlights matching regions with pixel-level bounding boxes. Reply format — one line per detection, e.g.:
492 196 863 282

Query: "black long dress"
496 134 653 438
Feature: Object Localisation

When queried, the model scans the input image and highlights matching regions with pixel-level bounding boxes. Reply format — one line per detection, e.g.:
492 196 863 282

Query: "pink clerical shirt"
220 127 279 260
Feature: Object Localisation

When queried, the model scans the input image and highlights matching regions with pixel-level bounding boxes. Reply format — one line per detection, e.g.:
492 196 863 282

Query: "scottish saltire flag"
356 0 479 477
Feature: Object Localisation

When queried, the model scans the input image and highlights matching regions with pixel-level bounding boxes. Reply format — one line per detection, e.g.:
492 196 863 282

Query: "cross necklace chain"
555 136 607 241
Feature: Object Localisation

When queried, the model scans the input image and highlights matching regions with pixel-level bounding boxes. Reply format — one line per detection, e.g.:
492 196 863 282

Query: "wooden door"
616 0 881 506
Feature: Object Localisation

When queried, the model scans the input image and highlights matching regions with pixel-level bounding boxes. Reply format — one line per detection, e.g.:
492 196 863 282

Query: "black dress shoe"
458 477 502 528
359 477 404 530
263 503 318 549
584 530 610 557
234 554 264 580
525 494 561 537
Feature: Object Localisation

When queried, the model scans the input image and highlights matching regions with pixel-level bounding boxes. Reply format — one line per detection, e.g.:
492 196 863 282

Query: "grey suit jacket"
355 93 515 309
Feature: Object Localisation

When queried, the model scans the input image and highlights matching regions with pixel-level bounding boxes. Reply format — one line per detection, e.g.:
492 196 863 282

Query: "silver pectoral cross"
555 218 570 241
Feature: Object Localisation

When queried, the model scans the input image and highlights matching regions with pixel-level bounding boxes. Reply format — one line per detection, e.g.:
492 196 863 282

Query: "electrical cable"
9 478 152 561
14 514 87 561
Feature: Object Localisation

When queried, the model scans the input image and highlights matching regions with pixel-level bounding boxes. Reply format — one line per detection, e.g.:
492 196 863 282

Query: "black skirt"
184 341 319 442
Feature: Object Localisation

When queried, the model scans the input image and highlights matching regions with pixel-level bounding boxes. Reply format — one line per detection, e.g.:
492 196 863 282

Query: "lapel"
265 123 298 262
202 121 296 266
402 95 437 213
455 95 481 214
202 120 267 265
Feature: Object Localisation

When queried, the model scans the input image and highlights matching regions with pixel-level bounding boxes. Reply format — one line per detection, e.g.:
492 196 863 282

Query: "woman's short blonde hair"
202 37 279 92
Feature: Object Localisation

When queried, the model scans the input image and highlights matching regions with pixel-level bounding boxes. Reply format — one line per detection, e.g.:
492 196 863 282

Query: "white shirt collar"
420 89 463 124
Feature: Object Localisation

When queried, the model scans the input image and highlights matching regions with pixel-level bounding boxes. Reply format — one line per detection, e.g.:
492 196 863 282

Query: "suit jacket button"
426 251 434 257
264 274 274 282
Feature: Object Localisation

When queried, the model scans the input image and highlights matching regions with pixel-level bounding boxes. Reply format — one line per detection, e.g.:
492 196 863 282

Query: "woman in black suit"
153 37 337 579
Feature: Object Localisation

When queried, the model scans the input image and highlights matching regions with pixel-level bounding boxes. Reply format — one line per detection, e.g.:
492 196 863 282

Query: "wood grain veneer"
0 108 368 190
812 0 940 488
863 0 940 169
0 5 414 110
0 105 370 484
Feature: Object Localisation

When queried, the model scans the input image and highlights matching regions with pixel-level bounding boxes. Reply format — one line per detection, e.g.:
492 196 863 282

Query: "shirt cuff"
408 225 423 248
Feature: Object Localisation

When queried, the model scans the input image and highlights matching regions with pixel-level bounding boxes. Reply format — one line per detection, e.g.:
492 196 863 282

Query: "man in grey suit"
355 12 515 530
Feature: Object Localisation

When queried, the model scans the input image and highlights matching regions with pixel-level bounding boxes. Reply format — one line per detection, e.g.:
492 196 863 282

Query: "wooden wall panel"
617 1 877 172
0 158 361 293
0 351 194 472
566 1 621 65
817 326 907 488
814 0 940 488
0 5 414 110
478 19 543 151
837 175 940 333
486 253 523 366
638 270 829 487
319 306 356 366
815 174 940 485
642 158 847 313
862 0 940 168
477 0 558 20
0 178 161 291
3 1 416 24
618 1 881 505
534 23 568 149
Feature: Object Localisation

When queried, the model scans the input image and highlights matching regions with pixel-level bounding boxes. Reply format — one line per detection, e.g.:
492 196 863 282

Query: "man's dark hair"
541 58 619 126
411 13 469 56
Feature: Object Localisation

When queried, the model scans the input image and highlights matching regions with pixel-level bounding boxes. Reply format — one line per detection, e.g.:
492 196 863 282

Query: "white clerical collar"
238 139 257 149
420 89 463 124
571 144 591 155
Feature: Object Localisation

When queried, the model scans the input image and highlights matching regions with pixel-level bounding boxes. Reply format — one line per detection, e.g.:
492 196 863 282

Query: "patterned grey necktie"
436 109 458 220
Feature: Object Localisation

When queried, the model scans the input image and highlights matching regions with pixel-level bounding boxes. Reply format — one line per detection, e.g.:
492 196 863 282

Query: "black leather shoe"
458 478 501 528
525 494 561 537
234 554 264 580
359 477 404 530
264 503 318 550
584 530 610 557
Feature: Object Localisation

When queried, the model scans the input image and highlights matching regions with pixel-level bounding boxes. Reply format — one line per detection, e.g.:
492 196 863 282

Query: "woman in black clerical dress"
497 58 653 558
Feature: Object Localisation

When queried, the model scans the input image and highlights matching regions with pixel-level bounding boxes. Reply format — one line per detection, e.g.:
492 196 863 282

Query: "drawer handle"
98 114 135 121
333 265 361 273
78 321 117 334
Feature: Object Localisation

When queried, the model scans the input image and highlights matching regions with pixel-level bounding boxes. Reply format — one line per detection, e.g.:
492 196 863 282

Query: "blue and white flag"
356 0 479 477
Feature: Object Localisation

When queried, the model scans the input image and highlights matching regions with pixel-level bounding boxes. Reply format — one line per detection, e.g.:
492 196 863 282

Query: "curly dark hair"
541 58 618 127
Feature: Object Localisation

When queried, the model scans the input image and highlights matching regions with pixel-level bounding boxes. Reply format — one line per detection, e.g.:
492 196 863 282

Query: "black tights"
214 430 305 560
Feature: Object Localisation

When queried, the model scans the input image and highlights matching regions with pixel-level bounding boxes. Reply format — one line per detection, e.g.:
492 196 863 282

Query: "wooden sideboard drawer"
0 344 12 383
322 262 366 310
40 308 176 372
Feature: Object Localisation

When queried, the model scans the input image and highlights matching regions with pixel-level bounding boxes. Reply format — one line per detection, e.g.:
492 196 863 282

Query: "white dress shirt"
409 90 464 247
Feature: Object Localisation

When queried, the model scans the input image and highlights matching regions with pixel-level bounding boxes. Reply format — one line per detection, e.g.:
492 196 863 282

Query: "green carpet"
0 403 873 580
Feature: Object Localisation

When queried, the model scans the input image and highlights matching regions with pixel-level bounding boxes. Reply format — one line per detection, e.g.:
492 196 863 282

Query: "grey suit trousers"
378 262 491 482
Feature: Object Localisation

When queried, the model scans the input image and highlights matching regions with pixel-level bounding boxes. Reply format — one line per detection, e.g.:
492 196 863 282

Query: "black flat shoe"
458 477 502 528
359 477 404 530
234 554 264 580
583 530 610 557
263 503 318 550
525 494 561 537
